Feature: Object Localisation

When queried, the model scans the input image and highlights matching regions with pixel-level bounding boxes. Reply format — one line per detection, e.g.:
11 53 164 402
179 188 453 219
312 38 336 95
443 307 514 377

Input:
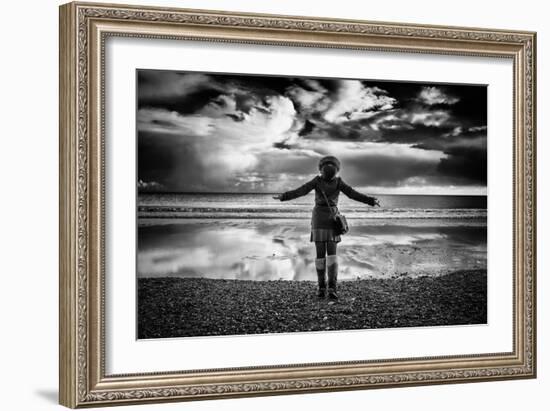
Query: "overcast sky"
137 70 487 195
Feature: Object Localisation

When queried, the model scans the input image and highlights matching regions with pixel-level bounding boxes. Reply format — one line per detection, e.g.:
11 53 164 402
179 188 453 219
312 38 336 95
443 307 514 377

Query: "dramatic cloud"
137 70 487 194
417 86 460 106
287 80 395 123
138 89 301 192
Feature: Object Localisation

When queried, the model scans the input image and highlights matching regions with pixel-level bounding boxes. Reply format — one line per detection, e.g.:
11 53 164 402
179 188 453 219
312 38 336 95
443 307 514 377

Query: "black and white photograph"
136 70 488 339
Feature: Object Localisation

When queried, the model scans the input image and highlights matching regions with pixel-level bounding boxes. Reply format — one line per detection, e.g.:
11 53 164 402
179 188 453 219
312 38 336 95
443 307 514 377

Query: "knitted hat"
318 156 341 171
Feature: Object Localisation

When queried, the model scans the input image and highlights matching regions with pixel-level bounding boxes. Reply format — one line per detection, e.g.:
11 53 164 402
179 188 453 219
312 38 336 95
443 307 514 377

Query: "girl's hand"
372 197 380 207
273 194 283 200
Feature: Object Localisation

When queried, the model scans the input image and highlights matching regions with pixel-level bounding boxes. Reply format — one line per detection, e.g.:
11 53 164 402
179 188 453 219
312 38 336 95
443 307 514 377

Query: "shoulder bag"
319 187 349 235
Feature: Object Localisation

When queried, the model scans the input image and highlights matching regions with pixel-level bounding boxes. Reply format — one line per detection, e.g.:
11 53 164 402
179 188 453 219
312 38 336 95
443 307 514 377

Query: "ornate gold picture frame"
59 1 536 408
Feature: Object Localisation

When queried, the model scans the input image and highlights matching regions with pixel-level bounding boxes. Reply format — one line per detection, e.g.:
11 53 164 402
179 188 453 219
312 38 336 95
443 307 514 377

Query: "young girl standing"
273 156 380 300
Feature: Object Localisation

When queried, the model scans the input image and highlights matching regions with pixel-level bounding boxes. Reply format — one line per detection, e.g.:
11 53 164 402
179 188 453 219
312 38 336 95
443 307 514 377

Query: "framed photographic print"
59 1 537 408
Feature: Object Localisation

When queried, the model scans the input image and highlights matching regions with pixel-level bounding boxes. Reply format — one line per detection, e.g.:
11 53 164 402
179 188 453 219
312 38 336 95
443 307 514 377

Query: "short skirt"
310 206 341 243
310 228 341 243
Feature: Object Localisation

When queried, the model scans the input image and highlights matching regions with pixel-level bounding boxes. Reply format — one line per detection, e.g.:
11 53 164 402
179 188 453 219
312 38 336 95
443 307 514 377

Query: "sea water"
137 193 487 280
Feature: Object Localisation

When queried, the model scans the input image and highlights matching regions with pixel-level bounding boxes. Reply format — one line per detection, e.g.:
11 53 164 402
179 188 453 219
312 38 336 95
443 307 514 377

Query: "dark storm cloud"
138 70 286 117
298 119 315 136
437 145 487 184
407 125 487 184
139 88 223 115
137 71 218 114
138 130 209 192
382 124 455 145
339 150 441 187
137 70 487 194
273 141 293 150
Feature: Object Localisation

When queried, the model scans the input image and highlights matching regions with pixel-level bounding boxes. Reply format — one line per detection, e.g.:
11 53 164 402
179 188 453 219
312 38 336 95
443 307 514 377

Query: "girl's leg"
315 241 327 258
314 242 327 297
326 241 339 300
326 241 337 256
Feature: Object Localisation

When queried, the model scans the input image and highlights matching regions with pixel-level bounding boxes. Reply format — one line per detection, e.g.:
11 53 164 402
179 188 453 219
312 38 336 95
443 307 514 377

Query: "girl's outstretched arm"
276 176 318 201
339 178 380 206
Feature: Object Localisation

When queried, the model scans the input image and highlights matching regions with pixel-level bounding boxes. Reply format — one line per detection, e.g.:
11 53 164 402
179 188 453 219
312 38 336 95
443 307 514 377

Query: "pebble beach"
138 269 487 339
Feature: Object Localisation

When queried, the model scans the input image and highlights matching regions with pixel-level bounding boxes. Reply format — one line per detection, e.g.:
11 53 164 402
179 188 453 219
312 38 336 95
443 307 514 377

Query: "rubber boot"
326 255 339 300
315 257 327 298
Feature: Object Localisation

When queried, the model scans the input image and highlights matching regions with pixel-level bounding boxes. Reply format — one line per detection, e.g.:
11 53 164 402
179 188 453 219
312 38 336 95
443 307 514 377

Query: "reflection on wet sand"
138 219 487 280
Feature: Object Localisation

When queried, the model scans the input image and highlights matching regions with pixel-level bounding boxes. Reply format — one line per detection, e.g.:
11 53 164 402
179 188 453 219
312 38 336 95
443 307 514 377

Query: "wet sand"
138 269 487 339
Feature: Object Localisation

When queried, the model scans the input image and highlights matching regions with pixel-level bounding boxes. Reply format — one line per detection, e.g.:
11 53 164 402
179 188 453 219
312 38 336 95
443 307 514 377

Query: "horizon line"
138 191 488 197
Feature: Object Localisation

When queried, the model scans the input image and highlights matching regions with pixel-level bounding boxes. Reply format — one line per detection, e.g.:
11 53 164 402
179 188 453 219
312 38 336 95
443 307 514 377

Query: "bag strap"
319 187 336 213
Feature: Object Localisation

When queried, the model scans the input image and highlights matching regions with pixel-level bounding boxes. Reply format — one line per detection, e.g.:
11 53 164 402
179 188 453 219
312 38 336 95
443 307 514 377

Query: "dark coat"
279 175 376 229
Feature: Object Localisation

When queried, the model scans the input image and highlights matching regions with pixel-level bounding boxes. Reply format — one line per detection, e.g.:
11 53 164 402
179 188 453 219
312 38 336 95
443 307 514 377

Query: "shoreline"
138 269 487 339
